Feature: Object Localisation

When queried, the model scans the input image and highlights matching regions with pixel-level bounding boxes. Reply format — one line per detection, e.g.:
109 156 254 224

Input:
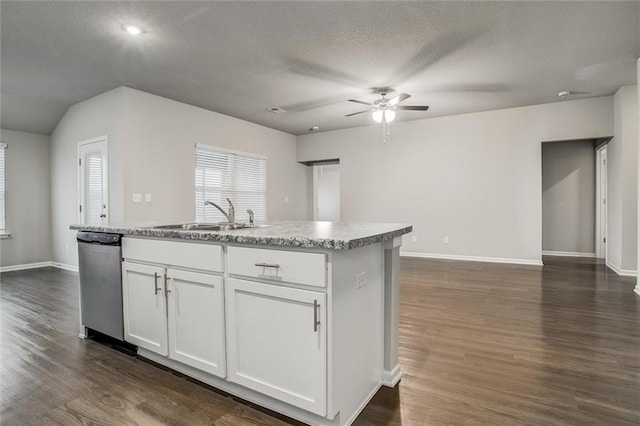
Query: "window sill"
0 232 11 239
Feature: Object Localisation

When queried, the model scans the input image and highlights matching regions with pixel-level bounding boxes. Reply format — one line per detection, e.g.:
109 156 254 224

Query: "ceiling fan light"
372 110 383 123
384 109 396 122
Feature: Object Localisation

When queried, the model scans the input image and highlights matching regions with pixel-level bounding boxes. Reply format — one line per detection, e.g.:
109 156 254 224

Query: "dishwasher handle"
76 232 121 245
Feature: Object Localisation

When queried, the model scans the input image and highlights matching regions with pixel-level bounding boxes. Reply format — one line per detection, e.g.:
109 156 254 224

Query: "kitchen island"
70 220 411 426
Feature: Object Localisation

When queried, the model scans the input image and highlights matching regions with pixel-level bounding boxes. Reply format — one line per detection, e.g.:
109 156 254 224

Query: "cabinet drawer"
122 238 223 272
228 246 326 288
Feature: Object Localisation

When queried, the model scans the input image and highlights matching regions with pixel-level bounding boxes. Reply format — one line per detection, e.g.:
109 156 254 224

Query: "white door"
167 268 226 377
596 147 607 259
78 137 109 224
225 278 327 416
122 261 168 356
313 164 340 221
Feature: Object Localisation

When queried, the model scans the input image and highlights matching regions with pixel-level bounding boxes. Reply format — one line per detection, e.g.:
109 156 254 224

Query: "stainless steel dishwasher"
77 231 125 340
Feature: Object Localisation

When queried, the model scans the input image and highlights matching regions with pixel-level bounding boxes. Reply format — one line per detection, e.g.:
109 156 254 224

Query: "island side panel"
330 242 384 425
383 236 403 386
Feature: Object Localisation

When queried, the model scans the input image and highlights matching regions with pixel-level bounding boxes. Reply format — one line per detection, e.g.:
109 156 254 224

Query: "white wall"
50 88 126 267
609 85 638 274
50 86 307 267
298 97 614 264
314 164 341 221
542 140 595 254
0 129 51 267
122 88 308 223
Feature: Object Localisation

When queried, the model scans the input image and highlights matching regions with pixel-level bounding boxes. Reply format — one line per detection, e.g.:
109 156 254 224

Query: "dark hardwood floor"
1 256 638 425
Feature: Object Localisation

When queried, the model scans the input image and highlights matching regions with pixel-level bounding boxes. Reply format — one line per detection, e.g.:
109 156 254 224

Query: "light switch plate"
132 193 142 203
145 193 152 202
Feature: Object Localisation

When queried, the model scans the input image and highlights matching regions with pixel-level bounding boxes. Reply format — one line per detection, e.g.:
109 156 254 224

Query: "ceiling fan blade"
345 110 372 117
348 99 373 106
286 57 365 88
416 83 509 93
397 105 429 111
282 94 352 113
389 30 481 86
388 93 411 106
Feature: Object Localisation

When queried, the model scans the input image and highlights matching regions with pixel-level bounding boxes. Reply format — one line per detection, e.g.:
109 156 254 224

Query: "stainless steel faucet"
204 198 235 223
247 209 254 226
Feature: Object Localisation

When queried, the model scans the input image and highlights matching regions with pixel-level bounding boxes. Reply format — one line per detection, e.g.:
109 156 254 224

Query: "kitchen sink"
150 223 268 231
150 223 199 230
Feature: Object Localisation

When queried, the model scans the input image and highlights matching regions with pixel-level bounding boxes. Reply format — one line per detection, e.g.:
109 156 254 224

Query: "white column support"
382 236 403 386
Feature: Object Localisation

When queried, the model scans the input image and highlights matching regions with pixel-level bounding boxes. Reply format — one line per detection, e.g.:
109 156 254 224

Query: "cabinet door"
226 278 327 416
167 269 225 378
122 261 168 356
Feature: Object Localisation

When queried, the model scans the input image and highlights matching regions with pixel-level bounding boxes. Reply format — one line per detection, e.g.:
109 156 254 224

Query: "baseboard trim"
50 262 79 272
400 251 543 266
0 261 79 273
541 251 597 258
382 364 402 387
0 261 53 272
605 261 637 277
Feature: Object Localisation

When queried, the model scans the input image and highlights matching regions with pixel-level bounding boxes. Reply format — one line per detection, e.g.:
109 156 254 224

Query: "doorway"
595 145 607 259
541 139 597 257
78 137 109 224
312 163 340 221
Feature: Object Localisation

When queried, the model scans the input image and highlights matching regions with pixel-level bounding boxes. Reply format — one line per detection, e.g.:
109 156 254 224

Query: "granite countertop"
70 220 413 250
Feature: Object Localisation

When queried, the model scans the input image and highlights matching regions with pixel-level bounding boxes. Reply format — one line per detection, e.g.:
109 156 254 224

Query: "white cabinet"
167 268 225 377
122 261 168 356
225 277 327 416
121 238 225 379
228 246 326 287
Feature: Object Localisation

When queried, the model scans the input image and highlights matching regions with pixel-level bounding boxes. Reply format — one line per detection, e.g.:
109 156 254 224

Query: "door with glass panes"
78 138 109 224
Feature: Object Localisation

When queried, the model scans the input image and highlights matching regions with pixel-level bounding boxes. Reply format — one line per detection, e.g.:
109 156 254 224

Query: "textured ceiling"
2 1 639 136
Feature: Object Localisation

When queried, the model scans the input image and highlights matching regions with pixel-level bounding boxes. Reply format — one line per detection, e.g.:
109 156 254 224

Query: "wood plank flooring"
1 256 639 425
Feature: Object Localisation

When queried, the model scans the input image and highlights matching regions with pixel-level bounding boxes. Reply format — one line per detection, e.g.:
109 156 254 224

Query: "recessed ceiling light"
123 24 144 36
266 107 286 114
558 91 571 98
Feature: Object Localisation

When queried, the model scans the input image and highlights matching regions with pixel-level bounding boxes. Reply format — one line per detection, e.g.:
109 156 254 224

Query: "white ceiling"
2 1 638 136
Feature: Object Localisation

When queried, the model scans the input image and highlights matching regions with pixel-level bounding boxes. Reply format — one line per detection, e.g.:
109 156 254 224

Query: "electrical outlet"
356 271 367 289
132 193 142 203
412 235 418 243
284 196 289 204
65 244 69 252
444 236 449 244
145 193 152 202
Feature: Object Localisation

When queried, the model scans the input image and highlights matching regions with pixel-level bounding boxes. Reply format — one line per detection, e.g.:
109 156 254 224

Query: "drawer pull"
153 272 161 295
254 262 280 269
313 299 320 332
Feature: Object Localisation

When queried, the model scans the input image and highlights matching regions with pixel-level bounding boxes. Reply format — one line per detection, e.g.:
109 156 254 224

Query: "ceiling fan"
345 88 429 123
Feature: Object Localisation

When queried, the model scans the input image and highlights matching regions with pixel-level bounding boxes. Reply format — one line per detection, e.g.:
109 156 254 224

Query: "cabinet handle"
313 299 320 332
255 262 280 269
153 272 161 295
165 274 171 296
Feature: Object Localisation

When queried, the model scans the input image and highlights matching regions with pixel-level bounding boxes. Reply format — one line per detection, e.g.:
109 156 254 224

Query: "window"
0 143 5 231
195 144 266 223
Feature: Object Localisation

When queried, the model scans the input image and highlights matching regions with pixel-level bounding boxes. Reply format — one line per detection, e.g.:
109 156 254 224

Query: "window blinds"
0 144 5 230
86 152 104 224
195 145 266 223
